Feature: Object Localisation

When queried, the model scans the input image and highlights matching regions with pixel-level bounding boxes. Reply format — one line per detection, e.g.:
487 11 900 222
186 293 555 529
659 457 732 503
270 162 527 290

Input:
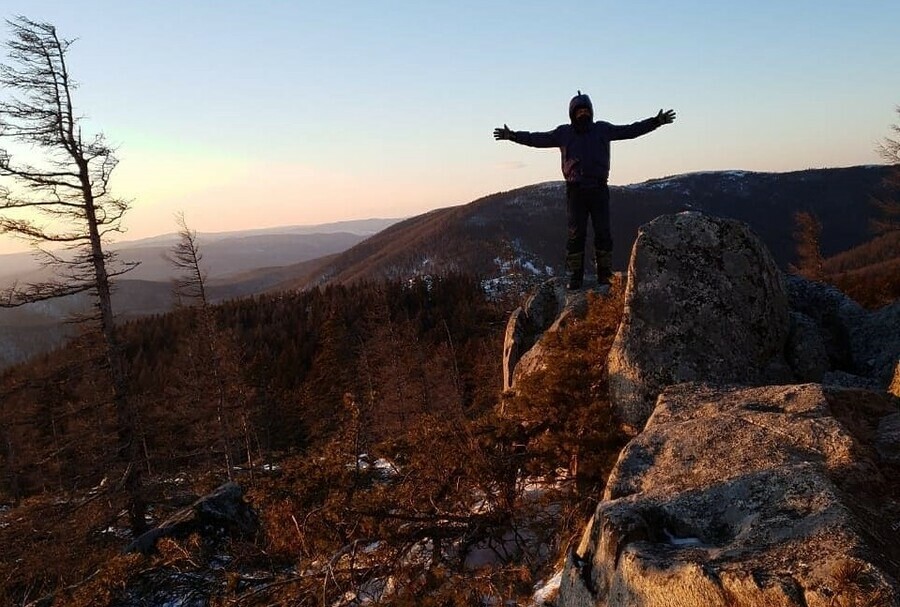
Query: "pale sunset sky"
0 1 898 254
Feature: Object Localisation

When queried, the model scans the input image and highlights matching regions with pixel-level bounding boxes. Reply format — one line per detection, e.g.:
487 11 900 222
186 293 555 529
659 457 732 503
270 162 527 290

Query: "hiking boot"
596 250 612 285
566 252 585 290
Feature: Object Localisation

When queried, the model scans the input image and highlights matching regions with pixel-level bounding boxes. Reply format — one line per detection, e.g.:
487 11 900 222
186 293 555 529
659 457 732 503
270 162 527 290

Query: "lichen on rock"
558 383 899 607
608 212 790 428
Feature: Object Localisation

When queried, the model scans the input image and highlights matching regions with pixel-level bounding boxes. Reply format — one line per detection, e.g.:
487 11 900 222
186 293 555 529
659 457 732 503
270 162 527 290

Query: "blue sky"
1 1 898 253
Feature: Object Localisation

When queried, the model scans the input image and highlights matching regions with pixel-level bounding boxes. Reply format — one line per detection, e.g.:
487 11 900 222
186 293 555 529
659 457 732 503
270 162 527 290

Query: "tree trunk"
2 429 20 506
80 170 146 536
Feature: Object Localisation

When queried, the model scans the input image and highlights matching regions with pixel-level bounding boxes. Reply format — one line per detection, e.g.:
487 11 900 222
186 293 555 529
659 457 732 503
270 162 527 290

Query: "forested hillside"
825 231 900 308
0 272 634 605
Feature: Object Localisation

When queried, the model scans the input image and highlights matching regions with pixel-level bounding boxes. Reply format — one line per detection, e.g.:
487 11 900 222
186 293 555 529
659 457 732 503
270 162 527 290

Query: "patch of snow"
464 526 540 570
663 528 703 547
260 463 281 472
371 458 400 479
363 541 382 554
405 539 435 569
531 569 563 606
348 455 400 481
331 576 396 606
100 525 131 539
164 473 188 485
521 260 541 275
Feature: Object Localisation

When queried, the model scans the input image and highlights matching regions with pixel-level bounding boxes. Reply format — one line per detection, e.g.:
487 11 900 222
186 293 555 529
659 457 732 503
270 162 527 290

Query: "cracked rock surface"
558 383 899 607
608 212 790 429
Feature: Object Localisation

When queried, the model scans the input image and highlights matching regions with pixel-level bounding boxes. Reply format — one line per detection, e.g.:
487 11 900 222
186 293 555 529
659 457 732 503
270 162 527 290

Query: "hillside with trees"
0 273 632 606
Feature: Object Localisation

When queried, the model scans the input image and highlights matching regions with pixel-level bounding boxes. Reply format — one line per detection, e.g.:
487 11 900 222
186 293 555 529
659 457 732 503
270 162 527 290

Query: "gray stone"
608 212 790 428
511 289 593 387
785 311 829 381
784 274 864 371
503 278 607 392
125 482 258 554
822 370 883 390
876 412 900 466
502 278 568 392
853 302 900 388
557 383 899 607
523 278 568 332
785 276 900 389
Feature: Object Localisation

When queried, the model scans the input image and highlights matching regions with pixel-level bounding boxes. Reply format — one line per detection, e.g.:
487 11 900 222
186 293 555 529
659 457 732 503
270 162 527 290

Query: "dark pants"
566 183 612 276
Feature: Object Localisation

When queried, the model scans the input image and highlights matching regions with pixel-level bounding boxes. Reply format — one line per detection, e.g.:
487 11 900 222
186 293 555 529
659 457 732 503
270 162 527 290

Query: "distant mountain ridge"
289 165 892 290
116 217 402 249
0 166 893 370
0 217 401 284
0 219 398 369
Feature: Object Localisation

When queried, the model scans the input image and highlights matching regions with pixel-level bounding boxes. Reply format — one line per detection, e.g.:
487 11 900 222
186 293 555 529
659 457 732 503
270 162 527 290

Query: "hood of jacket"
569 92 593 123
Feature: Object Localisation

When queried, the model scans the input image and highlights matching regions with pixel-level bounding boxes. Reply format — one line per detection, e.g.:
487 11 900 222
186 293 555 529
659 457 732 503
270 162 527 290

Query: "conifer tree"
790 211 825 281
169 213 253 477
0 17 145 533
872 106 900 235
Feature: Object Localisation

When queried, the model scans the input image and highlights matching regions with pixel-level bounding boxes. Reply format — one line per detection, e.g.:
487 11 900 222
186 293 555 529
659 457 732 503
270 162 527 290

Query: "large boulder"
558 383 899 607
786 275 900 391
608 212 790 428
784 275 864 371
785 311 829 381
853 302 900 388
126 482 258 554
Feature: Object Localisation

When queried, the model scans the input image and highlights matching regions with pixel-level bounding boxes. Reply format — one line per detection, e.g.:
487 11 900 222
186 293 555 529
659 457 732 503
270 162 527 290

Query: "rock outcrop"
559 383 899 607
550 211 900 607
503 279 567 391
786 275 900 389
502 278 599 392
126 482 258 554
608 212 790 428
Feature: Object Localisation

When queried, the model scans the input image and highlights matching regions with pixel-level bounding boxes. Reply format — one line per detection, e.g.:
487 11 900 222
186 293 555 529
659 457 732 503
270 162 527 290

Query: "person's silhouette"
495 92 675 289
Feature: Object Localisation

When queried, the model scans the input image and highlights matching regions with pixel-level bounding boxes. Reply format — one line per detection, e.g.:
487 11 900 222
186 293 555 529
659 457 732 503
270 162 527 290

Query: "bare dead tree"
871 106 900 235
169 213 209 306
0 17 145 533
169 213 253 479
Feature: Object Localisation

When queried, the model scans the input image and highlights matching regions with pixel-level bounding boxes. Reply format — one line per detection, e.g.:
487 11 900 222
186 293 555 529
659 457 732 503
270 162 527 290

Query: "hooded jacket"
511 94 659 185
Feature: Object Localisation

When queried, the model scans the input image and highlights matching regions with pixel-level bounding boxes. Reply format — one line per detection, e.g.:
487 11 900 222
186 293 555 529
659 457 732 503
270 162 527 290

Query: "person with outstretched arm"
494 92 675 289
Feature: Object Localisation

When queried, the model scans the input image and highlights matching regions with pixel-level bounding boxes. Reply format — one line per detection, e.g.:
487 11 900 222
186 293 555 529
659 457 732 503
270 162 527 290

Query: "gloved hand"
656 109 676 126
493 124 512 140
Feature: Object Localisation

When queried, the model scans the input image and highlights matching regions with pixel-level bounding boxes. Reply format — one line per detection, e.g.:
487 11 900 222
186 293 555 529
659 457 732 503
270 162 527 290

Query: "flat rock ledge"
558 383 899 607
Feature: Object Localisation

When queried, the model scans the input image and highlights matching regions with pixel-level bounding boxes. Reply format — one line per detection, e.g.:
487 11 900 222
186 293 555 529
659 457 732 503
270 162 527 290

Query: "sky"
0 0 898 254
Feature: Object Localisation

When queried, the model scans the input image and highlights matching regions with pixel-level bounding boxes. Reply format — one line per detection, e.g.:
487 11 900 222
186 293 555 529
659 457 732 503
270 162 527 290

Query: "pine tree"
790 211 825 281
